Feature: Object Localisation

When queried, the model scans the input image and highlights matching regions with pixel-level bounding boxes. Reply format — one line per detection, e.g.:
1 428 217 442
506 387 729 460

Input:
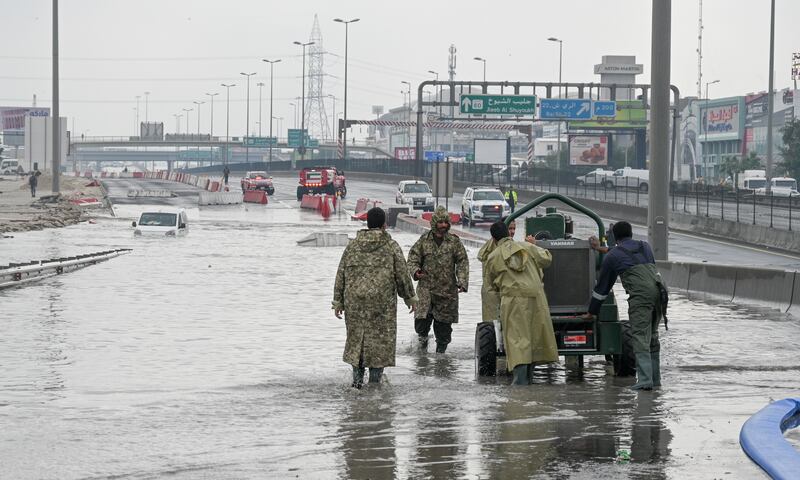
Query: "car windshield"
248 171 268 179
774 180 796 189
473 191 504 201
138 213 177 227
403 183 430 193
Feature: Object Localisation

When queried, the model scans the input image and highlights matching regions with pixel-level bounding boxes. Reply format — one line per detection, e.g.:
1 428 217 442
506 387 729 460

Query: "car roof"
469 186 501 191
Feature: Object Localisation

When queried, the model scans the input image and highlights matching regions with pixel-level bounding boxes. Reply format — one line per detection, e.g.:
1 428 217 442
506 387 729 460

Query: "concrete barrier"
198 192 243 206
296 232 350 247
732 266 795 312
243 190 269 204
687 263 737 301
656 260 689 292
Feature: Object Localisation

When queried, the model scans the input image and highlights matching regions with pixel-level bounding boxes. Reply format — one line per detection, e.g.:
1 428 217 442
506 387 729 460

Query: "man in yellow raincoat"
477 219 516 355
485 221 558 385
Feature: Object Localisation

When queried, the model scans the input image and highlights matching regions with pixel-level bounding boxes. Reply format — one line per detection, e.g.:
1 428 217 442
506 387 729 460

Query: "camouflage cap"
430 206 451 228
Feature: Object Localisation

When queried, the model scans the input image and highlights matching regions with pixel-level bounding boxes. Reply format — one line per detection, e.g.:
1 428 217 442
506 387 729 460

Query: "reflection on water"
0 204 797 479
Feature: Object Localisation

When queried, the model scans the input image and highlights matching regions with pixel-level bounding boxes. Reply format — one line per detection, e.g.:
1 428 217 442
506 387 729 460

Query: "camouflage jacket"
407 231 469 323
333 229 417 368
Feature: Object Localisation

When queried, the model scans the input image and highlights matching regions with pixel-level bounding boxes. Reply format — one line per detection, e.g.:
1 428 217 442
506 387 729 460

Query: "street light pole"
220 83 236 165
263 58 281 168
240 72 257 167
547 37 564 189
256 82 265 136
135 95 141 136
401 81 412 150
766 0 776 189
473 57 486 82
144 91 150 123
327 94 336 139
703 79 720 180
182 107 192 168
334 18 359 161
173 113 181 134
193 100 204 159
205 92 218 165
294 41 315 161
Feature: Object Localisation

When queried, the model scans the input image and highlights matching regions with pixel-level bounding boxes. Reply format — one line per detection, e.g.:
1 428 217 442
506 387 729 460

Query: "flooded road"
1 180 797 479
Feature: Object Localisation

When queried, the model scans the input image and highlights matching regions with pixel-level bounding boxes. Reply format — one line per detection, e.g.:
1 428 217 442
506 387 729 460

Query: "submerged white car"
132 209 188 236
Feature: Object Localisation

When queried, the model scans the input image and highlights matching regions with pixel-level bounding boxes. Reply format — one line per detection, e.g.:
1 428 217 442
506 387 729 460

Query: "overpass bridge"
68 137 392 171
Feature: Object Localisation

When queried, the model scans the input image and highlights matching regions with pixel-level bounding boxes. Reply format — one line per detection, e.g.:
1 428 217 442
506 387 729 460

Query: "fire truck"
296 166 347 200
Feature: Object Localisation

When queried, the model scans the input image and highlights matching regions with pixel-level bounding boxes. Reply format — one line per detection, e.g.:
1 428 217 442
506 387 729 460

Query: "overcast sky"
2 0 798 137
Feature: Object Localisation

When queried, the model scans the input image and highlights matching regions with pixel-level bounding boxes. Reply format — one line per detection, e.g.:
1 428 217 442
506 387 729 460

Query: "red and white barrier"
243 190 269 204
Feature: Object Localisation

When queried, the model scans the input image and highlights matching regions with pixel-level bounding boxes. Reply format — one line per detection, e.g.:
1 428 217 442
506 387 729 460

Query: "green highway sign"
460 94 537 116
287 129 307 147
307 138 319 148
244 136 278 147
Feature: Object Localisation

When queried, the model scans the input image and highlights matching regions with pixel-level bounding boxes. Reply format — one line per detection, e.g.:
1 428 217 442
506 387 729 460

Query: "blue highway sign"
424 150 445 161
593 101 617 117
539 99 593 120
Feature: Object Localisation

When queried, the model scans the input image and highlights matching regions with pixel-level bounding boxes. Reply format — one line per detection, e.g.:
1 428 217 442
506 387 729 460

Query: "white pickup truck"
602 167 650 192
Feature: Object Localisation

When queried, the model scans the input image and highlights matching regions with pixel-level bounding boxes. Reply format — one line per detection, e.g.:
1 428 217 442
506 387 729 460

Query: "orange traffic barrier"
421 211 462 224
300 194 323 210
243 190 268 204
209 181 220 192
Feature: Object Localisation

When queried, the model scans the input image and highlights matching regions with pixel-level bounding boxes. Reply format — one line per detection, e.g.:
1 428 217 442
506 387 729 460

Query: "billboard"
569 135 608 166
700 100 744 140
569 100 647 129
473 138 508 165
394 147 415 160
1 107 50 131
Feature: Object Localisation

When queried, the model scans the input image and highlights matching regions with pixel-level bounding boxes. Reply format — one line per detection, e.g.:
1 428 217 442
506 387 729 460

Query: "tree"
719 151 762 187
779 118 800 179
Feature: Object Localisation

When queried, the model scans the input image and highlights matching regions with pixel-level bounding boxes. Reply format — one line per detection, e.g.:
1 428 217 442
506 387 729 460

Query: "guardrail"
0 249 132 290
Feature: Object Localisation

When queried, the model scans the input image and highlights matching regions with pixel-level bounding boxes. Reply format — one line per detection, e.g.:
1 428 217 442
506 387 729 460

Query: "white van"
606 167 649 192
132 209 188 236
0 158 22 175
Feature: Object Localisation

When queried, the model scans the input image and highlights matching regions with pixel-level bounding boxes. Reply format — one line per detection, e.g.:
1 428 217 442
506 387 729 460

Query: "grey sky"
2 0 797 137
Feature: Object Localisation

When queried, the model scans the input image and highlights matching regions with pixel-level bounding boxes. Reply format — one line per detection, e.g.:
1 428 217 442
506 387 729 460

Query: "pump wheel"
613 321 636 377
475 322 497 377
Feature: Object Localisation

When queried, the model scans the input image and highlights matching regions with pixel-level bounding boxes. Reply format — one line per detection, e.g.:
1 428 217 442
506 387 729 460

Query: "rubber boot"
511 364 531 385
631 352 654 390
418 335 429 350
651 352 662 388
435 342 447 354
368 368 384 384
351 366 365 389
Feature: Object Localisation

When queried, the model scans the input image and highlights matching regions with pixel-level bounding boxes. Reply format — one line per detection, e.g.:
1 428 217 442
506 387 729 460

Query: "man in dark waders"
586 221 665 390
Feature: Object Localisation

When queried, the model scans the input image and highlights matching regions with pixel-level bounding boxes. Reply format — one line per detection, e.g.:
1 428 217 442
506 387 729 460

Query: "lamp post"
193 100 204 159
205 92 218 165
144 91 150 123
256 82 265 136
401 81 412 149
327 94 336 140
220 83 236 165
173 113 181 134
294 40 315 160
428 70 441 117
473 57 486 82
135 95 141 135
263 58 281 167
240 71 257 167
334 18 359 162
766 0 776 189
289 102 297 129
182 108 193 168
547 37 564 190
704 79 720 180
273 116 283 140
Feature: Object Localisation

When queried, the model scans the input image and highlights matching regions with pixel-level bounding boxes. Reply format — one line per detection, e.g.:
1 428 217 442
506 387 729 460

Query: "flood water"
1 193 798 479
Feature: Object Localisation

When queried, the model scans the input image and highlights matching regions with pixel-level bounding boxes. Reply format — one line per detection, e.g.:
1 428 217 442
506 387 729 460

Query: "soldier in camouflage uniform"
333 207 418 388
407 206 469 353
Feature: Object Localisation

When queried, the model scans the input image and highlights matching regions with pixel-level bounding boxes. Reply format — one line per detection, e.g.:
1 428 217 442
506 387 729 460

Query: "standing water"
1 203 797 479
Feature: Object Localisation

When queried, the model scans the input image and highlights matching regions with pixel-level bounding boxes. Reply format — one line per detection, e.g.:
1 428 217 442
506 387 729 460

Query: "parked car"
395 180 434 211
132 209 188 236
241 171 275 195
461 186 510 226
575 169 614 186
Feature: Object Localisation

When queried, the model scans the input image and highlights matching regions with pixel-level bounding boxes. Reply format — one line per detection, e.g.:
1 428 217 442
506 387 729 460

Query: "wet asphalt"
0 175 796 479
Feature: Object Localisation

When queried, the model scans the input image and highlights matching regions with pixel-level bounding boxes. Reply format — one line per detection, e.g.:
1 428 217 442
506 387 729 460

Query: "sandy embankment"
0 174 109 234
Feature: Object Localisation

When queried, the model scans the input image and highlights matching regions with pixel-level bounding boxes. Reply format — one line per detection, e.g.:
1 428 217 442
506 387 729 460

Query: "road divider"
657 260 800 316
199 192 243 206
243 190 269 204
296 232 350 247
